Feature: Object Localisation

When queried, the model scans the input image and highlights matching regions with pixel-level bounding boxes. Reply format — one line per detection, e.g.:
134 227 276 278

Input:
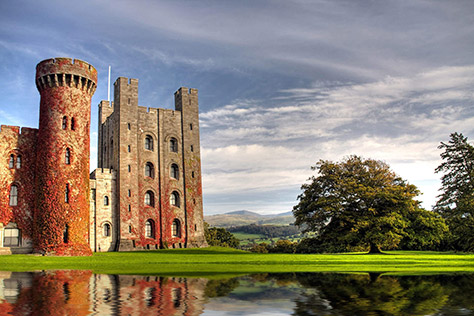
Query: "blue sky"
1 1 474 215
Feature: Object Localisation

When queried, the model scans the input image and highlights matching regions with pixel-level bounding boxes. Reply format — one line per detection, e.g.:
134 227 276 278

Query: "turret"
34 58 97 255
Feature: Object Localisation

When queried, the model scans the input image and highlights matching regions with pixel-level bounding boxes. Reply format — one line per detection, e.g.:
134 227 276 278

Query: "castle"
0 57 207 255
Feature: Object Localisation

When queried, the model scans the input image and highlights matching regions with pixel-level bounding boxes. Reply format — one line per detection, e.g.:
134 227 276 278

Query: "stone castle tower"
0 57 207 255
34 58 97 255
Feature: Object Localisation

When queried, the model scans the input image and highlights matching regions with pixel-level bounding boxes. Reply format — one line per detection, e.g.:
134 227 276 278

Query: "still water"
0 271 473 315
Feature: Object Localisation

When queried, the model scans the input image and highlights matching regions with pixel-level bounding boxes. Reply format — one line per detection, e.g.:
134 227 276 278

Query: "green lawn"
0 247 473 277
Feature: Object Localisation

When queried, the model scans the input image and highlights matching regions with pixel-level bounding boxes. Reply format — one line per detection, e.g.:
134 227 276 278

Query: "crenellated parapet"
35 58 97 95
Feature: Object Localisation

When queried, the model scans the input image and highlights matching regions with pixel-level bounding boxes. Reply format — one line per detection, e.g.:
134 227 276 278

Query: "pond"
0 271 473 315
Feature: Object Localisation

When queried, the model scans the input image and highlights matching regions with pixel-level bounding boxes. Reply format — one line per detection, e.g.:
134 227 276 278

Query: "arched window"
171 164 179 180
145 219 155 238
16 155 21 169
62 116 67 130
104 196 109 206
9 185 18 206
172 219 181 237
170 191 180 207
71 117 75 130
9 155 14 168
145 162 155 178
144 191 155 207
65 148 71 165
170 138 178 153
103 223 111 237
65 184 70 203
145 135 153 151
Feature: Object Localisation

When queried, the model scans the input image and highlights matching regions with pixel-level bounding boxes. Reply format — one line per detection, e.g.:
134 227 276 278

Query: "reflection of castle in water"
0 271 208 316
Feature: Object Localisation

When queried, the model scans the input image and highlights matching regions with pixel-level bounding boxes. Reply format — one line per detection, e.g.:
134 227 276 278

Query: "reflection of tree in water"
292 273 463 316
204 278 240 298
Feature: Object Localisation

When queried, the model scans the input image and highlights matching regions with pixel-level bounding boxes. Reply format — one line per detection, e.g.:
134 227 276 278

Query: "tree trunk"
368 243 382 254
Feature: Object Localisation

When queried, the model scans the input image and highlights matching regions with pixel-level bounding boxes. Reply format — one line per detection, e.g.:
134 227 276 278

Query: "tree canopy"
293 155 446 253
435 132 474 251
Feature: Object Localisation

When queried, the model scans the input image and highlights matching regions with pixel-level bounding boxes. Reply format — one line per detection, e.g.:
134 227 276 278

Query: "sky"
1 1 474 215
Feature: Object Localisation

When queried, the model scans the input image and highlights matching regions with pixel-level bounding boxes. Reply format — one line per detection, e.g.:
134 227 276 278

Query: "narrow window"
65 184 70 203
63 225 69 243
145 191 154 207
71 117 75 130
62 116 67 130
172 219 181 237
145 220 155 238
16 155 21 169
145 135 153 151
65 148 71 165
104 196 109 206
104 223 111 237
170 191 180 207
170 138 178 153
128 189 131 197
128 165 131 172
192 171 195 178
145 162 155 178
190 123 193 130
127 123 131 130
171 164 179 180
9 185 18 206
128 145 131 152
128 205 131 212
9 155 14 168
190 145 194 152
129 225 132 233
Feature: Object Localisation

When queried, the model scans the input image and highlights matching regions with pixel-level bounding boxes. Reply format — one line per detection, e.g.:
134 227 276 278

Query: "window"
128 205 131 212
171 164 179 180
170 138 178 153
128 189 131 197
65 148 71 165
190 123 193 130
144 191 154 207
190 145 194 152
145 162 154 178
103 223 111 237
71 117 75 130
145 135 153 151
129 225 132 233
4 228 20 247
170 191 180 207
62 116 67 130
65 184 70 203
192 171 195 178
172 219 181 237
127 123 131 130
128 145 131 152
9 185 18 206
16 156 21 169
9 155 14 168
104 196 109 206
145 220 155 238
63 225 69 243
128 165 131 172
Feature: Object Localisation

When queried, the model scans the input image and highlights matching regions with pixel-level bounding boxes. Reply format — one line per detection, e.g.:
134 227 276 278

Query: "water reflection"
0 271 473 315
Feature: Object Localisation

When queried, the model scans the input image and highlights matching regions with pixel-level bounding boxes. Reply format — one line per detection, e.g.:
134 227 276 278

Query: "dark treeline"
228 224 301 238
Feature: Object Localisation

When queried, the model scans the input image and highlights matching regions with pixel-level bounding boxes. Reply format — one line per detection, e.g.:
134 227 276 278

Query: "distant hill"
204 210 295 227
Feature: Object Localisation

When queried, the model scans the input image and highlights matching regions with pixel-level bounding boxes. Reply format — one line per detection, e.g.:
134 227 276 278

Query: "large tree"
435 132 474 251
293 156 435 253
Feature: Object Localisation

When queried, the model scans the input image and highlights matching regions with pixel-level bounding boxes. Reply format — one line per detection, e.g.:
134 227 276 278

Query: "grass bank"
0 247 473 276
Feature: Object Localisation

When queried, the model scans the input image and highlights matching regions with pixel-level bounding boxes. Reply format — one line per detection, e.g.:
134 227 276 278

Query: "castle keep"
0 58 207 255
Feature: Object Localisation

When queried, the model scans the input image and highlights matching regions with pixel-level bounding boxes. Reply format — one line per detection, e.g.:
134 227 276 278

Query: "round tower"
34 58 97 255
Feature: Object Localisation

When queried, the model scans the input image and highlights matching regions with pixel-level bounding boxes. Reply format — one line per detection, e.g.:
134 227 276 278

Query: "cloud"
200 65 474 212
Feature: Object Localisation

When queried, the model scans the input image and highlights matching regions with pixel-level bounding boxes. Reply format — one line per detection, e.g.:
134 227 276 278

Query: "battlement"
114 77 138 88
36 57 97 95
138 106 158 115
90 168 116 180
174 87 198 97
0 125 38 136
